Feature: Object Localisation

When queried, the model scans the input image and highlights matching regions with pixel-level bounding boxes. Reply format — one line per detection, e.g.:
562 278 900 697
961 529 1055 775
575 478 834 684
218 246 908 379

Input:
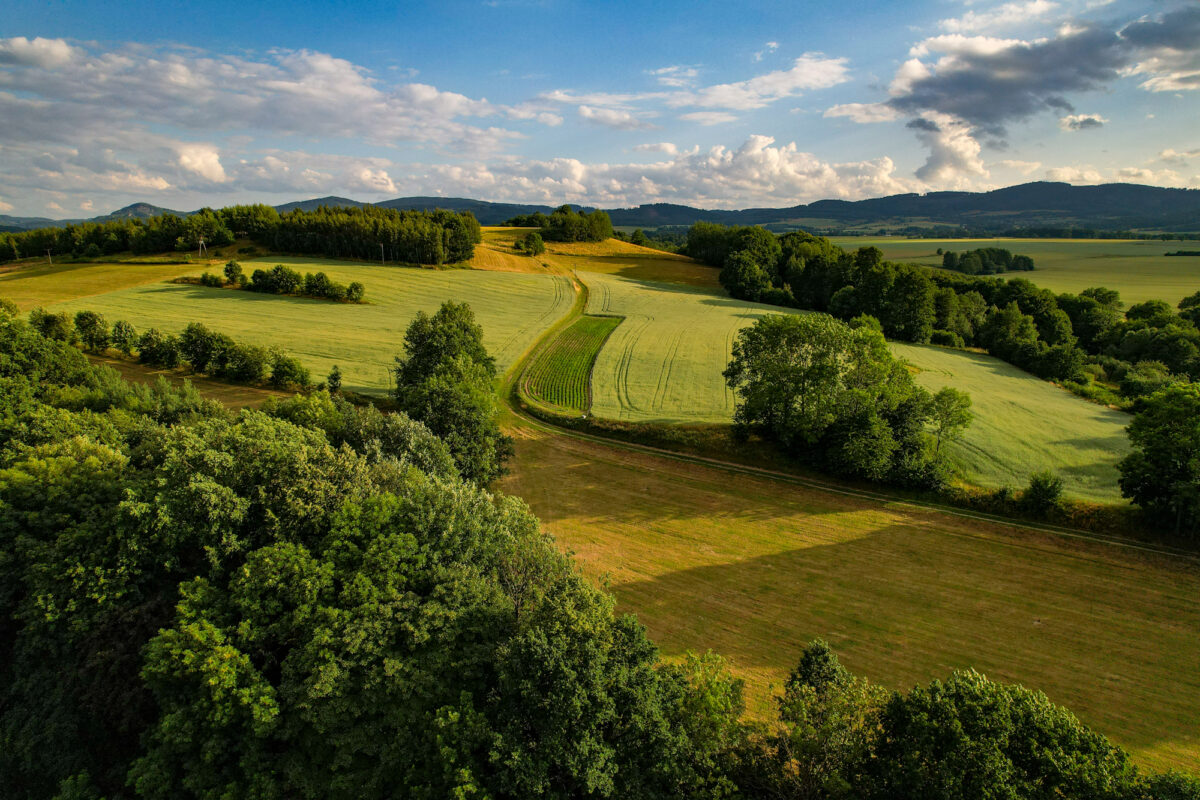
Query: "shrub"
74 310 110 352
0 297 18 318
111 320 138 355
199 272 224 287
220 342 270 383
522 231 545 256
327 365 343 394
345 282 365 303
29 308 75 342
270 352 311 389
224 260 244 284
137 329 181 368
1021 470 1064 516
930 329 965 348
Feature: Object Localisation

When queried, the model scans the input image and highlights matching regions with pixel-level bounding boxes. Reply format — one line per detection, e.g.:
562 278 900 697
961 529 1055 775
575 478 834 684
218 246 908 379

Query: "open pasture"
829 237 1200 306
47 257 575 394
0 258 207 310
581 270 1130 501
499 420 1200 773
521 314 622 414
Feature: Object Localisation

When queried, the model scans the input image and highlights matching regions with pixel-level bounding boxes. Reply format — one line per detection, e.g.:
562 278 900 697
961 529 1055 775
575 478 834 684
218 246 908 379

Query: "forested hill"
3 182 1198 233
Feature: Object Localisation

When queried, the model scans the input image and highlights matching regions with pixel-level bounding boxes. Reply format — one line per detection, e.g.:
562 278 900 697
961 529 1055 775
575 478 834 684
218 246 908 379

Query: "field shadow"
606 527 1200 760
144 283 340 308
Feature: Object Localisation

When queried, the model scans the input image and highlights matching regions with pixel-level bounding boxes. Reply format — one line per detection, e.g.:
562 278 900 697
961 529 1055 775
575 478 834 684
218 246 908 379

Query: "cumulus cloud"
648 65 698 88
1059 113 1106 130
79 199 93 211
177 144 228 183
0 198 13 212
579 105 657 130
824 102 902 123
754 42 779 62
939 0 1058 34
0 36 77 68
633 142 679 155
905 115 988 185
1160 148 1200 165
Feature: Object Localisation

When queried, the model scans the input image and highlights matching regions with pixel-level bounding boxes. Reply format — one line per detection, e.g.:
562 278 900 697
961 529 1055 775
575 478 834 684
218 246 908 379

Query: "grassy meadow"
829 237 1200 306
45 257 575 394
581 270 1130 501
521 314 622 414
498 421 1200 773
0 258 206 310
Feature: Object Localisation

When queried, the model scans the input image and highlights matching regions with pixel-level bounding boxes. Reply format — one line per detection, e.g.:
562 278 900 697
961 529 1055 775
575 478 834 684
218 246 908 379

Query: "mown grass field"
499 421 1200 773
44 257 575 394
521 314 622 414
829 237 1200 306
0 258 208 310
582 270 1130 501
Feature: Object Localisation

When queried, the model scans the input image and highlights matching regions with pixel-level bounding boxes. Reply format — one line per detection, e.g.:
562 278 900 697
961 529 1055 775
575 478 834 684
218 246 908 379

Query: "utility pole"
45 248 52 266
380 243 385 265
198 236 208 258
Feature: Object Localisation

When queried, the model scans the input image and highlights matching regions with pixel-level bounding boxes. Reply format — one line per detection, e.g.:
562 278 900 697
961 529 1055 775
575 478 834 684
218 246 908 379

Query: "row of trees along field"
689 222 1200 405
0 204 482 266
503 204 615 242
1 301 1197 799
203 261 366 302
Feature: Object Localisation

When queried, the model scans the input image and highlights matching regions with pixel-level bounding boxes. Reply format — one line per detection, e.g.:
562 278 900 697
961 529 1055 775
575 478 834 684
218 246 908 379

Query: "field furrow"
522 314 623 414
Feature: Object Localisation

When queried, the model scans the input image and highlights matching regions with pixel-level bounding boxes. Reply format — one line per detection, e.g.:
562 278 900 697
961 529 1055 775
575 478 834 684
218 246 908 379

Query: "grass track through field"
521 314 623 414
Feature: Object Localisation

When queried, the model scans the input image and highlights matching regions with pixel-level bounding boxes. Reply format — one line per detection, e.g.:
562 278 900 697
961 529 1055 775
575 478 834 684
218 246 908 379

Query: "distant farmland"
829 237 1200 306
582 270 1130 502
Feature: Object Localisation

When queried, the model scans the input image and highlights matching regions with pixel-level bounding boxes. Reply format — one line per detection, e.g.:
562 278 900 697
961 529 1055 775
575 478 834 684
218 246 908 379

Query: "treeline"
1166 250 1200 256
691 222 1200 393
25 304 312 389
940 246 1034 274
0 204 482 265
1 304 1196 799
899 226 1200 240
197 261 366 302
503 204 614 242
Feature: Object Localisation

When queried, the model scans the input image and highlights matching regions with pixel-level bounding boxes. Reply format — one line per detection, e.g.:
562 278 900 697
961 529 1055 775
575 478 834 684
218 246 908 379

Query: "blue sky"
1 0 1197 216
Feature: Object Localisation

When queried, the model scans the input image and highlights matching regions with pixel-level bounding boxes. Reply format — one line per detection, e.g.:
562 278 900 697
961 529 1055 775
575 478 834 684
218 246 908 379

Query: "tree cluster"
0 204 481 267
941 246 1035 274
27 307 312 390
724 314 972 489
239 263 366 302
505 205 614 243
0 306 1195 798
392 301 514 485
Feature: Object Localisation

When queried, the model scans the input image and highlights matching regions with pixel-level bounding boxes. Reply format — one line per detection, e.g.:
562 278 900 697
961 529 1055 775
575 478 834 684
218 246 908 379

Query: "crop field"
829 237 1200 306
521 314 623 414
499 420 1200 773
0 258 207 310
477 227 720 287
46 257 575 394
581 270 1130 501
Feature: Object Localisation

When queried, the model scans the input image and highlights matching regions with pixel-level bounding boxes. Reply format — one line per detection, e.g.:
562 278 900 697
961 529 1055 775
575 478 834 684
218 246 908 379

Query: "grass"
46 256 575 395
0 259 209 310
498 420 1200 774
829 237 1200 306
580 270 1130 502
521 314 623 414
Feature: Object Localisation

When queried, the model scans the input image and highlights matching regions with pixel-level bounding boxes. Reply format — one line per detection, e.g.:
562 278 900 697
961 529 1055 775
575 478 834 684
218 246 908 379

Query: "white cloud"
1112 166 1182 186
824 102 902 123
939 0 1058 34
634 142 679 155
0 198 13 212
45 201 63 211
906 114 988 186
678 111 738 125
79 199 93 211
1160 148 1200 165
0 36 78 68
579 105 657 130
673 54 850 110
1046 165 1104 183
754 41 779 62
996 159 1042 175
1059 113 1106 130
352 167 398 194
648 65 698 88
177 144 228 183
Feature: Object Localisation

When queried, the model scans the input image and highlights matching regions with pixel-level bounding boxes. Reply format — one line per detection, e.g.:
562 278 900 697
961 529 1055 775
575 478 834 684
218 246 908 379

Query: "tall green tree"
1118 383 1200 537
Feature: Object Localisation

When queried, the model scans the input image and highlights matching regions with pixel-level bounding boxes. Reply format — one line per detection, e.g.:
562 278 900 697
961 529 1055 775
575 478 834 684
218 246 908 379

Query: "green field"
500 421 1200 773
0 258 206 310
47 257 575 394
521 314 623 414
582 270 1130 501
829 237 1200 306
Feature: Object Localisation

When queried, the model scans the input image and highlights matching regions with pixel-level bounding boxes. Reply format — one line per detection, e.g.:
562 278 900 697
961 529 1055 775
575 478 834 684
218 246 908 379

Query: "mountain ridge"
2 182 1197 233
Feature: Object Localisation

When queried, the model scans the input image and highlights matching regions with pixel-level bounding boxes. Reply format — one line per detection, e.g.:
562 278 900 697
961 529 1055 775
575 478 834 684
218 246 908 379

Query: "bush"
74 310 110 352
199 272 224 287
346 282 365 303
1021 470 1064 516
137 329 181 368
270 352 311 389
220 342 270 383
0 297 18 318
224 260 244 284
111 320 138 355
930 329 965 348
521 231 546 256
29 308 75 342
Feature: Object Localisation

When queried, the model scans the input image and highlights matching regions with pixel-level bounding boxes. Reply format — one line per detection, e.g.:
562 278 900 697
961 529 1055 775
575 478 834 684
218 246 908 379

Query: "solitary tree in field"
928 388 972 456
327 364 342 394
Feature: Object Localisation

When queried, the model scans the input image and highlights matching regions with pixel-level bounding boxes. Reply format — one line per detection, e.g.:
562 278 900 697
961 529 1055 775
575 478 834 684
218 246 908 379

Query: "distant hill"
2 182 1197 234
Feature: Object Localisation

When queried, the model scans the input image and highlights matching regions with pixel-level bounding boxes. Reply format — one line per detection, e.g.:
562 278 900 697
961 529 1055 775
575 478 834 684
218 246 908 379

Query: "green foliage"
724 313 955 488
539 205 614 243
249 264 303 294
1022 470 1065 515
941 246 1035 274
198 271 224 287
73 310 109 352
268 351 311 389
223 260 244 284
0 296 18 318
136 328 181 368
346 281 365 302
327 364 342 394
29 307 75 342
523 315 622 414
110 319 137 355
1119 383 1200 537
393 302 511 484
521 230 546 256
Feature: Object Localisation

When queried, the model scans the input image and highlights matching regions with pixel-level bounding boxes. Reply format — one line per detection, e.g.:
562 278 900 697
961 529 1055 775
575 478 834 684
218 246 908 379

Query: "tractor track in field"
504 272 1200 567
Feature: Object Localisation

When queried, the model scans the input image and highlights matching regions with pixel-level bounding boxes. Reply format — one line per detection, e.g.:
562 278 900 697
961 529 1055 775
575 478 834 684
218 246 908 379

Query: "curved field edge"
520 315 624 415
577 270 1130 504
